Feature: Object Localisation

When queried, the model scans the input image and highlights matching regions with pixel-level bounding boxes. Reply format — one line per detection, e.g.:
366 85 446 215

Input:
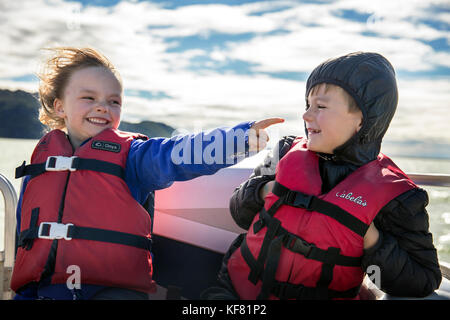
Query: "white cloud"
0 0 448 145
218 0 449 73
223 28 435 73
387 79 450 144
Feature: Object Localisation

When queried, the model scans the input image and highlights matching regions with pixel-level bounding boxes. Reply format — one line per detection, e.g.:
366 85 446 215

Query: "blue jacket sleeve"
125 121 254 202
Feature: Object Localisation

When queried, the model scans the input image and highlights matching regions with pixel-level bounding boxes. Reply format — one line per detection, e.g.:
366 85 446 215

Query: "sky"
0 0 449 157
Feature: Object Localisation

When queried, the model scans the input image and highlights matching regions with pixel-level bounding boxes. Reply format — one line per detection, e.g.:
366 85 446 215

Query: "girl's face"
303 84 362 154
54 66 122 149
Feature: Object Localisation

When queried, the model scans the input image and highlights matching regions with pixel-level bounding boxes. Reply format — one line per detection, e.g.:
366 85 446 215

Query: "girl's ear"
54 98 65 117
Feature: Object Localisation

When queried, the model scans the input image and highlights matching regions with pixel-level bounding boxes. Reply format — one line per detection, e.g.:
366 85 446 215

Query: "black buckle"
283 234 313 257
285 191 313 210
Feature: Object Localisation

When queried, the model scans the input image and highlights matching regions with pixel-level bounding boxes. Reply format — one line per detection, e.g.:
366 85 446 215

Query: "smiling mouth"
87 117 110 125
307 128 321 134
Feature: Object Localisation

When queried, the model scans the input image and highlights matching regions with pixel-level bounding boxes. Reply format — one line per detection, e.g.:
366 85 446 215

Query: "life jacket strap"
315 246 341 298
242 191 363 299
15 156 125 180
257 234 283 299
253 196 284 234
248 217 281 284
18 207 40 250
240 231 360 300
282 232 361 267
272 182 369 237
249 208 361 264
18 221 152 251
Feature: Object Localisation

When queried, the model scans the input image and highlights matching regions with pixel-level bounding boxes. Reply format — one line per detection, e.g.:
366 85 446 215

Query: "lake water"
0 137 449 263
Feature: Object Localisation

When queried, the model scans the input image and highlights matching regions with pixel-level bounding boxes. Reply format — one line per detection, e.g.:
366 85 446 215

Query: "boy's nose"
302 108 313 122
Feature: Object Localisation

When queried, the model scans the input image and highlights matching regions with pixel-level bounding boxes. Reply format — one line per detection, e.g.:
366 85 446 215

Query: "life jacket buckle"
45 156 78 172
38 222 74 240
284 234 313 257
285 191 313 210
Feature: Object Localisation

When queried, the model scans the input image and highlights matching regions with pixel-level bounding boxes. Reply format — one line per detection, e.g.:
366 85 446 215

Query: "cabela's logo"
335 191 367 207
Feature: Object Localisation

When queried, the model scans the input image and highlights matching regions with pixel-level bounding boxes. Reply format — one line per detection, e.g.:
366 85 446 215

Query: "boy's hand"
259 180 275 201
248 118 285 152
364 222 380 249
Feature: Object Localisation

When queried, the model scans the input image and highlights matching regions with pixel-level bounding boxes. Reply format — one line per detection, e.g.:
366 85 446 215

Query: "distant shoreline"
0 88 175 139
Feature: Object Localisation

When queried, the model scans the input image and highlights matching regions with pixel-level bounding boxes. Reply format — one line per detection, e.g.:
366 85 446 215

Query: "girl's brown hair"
38 47 122 130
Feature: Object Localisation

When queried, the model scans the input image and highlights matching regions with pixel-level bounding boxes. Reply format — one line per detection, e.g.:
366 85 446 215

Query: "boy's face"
54 66 122 149
303 84 362 154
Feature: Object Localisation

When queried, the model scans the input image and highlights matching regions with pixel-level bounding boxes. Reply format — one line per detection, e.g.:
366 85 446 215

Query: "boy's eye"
318 105 326 109
82 97 94 100
111 100 121 106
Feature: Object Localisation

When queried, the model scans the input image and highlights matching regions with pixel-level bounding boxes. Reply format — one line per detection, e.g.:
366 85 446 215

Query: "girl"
11 47 283 300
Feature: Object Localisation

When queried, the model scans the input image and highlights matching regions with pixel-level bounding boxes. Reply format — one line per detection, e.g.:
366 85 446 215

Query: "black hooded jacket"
228 52 442 297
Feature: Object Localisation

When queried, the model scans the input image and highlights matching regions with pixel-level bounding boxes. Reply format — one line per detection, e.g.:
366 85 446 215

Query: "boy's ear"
356 115 363 132
54 98 65 117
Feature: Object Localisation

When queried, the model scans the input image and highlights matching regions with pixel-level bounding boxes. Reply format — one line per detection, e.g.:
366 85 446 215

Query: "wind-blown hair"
38 47 122 130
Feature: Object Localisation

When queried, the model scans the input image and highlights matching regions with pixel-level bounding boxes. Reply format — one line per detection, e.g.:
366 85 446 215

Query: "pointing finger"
251 118 285 131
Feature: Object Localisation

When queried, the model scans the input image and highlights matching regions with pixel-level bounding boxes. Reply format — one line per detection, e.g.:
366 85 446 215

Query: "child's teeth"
89 118 107 124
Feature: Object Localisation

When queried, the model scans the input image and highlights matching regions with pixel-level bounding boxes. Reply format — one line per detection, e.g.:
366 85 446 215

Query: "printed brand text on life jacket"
335 191 367 207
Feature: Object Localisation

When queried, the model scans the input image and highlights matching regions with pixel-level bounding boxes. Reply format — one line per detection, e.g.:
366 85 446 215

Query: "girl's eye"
82 97 94 100
111 100 121 106
318 105 326 109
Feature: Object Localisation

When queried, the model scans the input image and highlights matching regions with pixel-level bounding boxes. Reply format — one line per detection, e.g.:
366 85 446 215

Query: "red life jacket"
227 137 416 300
11 129 156 293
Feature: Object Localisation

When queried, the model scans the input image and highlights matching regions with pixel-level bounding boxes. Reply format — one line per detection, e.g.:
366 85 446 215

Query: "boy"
204 52 442 300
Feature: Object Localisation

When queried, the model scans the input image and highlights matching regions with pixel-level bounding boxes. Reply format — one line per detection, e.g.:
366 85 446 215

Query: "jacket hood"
305 52 398 166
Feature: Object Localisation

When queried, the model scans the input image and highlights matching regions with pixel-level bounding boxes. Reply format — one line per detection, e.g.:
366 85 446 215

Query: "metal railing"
408 173 450 188
0 173 17 299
